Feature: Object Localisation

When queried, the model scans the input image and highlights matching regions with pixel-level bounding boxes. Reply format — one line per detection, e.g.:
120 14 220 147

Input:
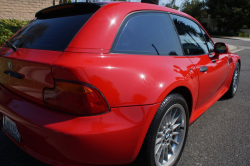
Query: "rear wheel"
225 62 240 98
135 94 189 166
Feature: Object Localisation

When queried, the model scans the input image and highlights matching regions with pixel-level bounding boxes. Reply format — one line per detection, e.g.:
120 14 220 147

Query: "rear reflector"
43 80 109 115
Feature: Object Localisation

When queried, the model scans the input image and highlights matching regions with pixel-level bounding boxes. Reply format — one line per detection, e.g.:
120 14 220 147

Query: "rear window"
4 14 92 51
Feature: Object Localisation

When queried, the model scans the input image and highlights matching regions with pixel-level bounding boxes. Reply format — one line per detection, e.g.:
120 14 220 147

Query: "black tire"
134 93 189 166
225 62 240 98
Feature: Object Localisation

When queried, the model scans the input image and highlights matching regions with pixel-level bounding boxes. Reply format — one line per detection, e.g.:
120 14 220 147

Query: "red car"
0 2 240 166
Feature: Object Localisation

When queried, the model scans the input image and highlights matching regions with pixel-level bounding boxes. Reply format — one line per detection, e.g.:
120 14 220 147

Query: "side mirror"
214 42 229 54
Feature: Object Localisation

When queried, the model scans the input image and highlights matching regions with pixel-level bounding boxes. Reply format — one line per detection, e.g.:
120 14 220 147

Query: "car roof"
48 2 200 53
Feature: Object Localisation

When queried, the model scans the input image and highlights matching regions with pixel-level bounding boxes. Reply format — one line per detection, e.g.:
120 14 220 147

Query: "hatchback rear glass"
3 3 103 51
4 15 91 51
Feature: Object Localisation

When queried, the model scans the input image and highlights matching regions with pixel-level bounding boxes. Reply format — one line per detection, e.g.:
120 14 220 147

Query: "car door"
170 14 230 108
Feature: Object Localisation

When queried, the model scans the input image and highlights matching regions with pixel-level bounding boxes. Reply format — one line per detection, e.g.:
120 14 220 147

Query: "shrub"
0 19 29 46
238 32 244 37
242 25 248 29
238 32 249 37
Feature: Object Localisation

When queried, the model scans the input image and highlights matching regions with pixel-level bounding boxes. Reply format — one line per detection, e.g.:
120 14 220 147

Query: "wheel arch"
168 86 193 119
238 59 241 69
134 86 194 158
134 86 193 165
231 53 241 69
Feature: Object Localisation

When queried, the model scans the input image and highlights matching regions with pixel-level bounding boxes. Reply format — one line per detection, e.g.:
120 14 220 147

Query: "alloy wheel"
233 65 240 94
154 104 186 166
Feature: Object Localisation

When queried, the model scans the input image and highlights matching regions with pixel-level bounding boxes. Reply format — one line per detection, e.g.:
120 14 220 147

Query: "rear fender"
52 53 198 108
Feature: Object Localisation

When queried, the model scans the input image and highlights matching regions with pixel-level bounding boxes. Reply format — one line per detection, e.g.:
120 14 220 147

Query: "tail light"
43 80 109 115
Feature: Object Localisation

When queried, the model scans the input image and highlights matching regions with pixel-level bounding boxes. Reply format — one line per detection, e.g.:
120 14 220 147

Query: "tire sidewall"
229 62 240 97
149 94 189 166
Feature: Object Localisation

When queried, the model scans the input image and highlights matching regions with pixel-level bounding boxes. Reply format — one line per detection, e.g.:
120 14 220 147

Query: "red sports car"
0 2 240 166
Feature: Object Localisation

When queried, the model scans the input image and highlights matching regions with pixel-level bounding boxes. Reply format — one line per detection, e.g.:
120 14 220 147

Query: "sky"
75 0 184 7
175 0 183 6
158 0 183 7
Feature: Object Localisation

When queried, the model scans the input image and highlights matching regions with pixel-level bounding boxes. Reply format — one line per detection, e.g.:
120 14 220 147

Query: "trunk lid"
0 48 62 105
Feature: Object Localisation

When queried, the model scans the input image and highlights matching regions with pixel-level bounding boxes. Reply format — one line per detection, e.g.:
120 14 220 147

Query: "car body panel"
0 48 62 105
188 53 230 108
189 52 240 123
0 84 160 165
52 52 198 108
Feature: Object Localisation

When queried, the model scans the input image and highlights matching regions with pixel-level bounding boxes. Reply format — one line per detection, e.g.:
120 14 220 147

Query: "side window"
111 12 182 56
200 28 214 53
170 14 209 55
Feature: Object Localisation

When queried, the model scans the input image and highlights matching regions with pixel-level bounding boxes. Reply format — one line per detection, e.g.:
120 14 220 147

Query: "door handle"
200 66 208 72
4 70 24 79
209 53 214 58
211 59 217 63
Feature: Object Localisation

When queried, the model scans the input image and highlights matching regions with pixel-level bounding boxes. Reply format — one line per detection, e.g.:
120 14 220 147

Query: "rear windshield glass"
4 14 92 51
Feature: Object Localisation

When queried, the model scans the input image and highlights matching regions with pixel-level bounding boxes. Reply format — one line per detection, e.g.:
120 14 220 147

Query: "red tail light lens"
43 80 109 115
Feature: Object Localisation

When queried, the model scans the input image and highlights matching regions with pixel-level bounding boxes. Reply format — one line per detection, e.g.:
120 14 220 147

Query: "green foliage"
0 19 29 46
180 0 205 22
165 4 180 10
59 0 73 4
242 25 248 29
238 32 249 37
238 32 244 37
205 0 250 32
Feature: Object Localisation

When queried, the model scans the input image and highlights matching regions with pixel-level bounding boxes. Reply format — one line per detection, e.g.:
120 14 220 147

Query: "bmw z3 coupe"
0 2 240 166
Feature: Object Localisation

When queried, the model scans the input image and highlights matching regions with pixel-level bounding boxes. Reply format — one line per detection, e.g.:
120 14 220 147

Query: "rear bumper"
0 84 160 166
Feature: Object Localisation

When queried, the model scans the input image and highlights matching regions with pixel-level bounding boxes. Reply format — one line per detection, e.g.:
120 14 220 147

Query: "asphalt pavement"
0 38 249 166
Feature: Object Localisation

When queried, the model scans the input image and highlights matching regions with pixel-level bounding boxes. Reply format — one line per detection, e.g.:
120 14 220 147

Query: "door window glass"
112 12 181 56
170 14 209 55
200 28 214 52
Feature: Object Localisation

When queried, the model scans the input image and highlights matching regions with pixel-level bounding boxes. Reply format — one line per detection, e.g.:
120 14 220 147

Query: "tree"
59 0 72 4
205 0 250 32
165 4 179 10
181 0 205 22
